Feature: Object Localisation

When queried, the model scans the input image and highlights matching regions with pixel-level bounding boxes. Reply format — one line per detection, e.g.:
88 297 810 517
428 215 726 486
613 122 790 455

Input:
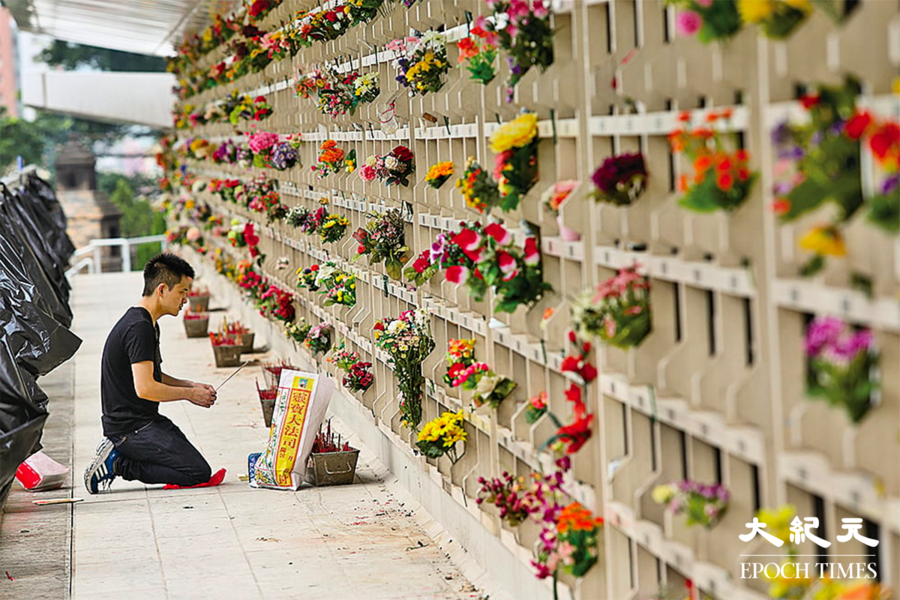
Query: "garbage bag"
0 194 73 327
26 174 76 261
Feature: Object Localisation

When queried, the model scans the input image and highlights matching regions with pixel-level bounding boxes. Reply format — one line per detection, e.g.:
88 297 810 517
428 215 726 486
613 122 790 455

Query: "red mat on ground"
162 468 226 490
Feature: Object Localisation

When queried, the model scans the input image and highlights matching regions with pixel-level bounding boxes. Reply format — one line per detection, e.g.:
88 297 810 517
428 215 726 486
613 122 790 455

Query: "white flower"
385 156 399 170
365 155 377 167
475 374 501 399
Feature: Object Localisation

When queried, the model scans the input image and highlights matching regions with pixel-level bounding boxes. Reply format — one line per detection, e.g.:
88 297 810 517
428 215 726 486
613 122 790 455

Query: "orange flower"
557 502 604 533
457 37 478 62
320 139 337 150
678 174 690 192
720 107 734 120
693 155 712 174
677 111 691 123
772 198 791 216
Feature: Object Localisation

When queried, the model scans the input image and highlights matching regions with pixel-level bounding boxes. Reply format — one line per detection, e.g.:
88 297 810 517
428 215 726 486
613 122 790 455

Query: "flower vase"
557 215 582 241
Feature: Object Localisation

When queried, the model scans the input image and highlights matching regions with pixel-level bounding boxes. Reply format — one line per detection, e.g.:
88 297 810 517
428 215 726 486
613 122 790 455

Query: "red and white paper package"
15 451 70 491
251 369 333 490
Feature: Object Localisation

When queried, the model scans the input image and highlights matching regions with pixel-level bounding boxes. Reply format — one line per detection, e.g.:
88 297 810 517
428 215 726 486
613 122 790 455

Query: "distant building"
0 7 19 117
55 136 123 270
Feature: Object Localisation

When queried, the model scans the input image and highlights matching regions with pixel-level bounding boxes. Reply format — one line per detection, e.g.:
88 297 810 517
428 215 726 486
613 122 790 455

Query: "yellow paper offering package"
251 369 334 490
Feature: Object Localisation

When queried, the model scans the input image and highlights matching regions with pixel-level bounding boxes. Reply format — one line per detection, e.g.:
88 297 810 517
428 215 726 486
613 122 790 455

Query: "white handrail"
65 235 169 279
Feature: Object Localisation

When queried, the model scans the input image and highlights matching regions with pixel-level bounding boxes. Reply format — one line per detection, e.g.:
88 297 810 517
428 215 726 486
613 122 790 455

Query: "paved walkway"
3 272 482 600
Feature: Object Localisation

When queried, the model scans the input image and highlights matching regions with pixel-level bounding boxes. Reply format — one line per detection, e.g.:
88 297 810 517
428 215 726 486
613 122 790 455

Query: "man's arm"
132 362 216 408
161 372 198 388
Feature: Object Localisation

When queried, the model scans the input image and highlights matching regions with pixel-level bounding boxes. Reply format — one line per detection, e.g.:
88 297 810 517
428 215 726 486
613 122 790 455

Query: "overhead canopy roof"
5 0 241 56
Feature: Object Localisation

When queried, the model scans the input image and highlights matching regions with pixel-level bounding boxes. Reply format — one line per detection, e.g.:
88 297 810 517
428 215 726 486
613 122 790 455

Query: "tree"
107 177 167 270
0 107 47 172
39 41 166 72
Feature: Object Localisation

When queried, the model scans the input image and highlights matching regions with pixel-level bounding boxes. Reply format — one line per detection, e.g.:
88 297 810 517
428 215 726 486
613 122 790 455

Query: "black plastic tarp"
0 173 80 508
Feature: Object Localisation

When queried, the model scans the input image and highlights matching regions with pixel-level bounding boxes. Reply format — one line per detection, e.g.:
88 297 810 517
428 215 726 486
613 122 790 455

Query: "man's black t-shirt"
101 306 163 437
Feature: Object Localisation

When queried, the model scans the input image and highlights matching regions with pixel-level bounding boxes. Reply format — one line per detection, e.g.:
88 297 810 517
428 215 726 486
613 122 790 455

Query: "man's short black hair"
142 253 195 296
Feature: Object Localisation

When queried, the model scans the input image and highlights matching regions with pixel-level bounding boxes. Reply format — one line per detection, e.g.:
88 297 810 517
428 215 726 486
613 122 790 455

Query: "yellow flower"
651 484 675 504
489 113 538 153
800 225 846 257
757 504 795 545
893 77 900 95
738 0 777 23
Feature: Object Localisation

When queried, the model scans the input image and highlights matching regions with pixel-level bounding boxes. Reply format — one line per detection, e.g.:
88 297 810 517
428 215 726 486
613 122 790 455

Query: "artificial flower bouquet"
319 213 350 244
480 2 554 100
669 109 756 213
443 338 477 386
665 0 742 43
387 31 449 96
285 318 311 344
311 140 356 178
296 264 321 291
329 348 361 372
373 309 435 429
343 361 374 393
772 78 899 236
353 71 380 105
208 178 241 204
227 220 264 261
247 132 301 170
456 157 502 213
415 411 467 463
476 471 537 526
305 322 334 356
424 161 455 189
323 271 356 307
652 480 730 529
542 180 579 214
456 24 498 85
572 266 652 349
444 221 550 313
285 205 325 235
555 503 604 578
258 284 295 323
247 188 286 223
403 232 451 287
770 79 864 224
590 153 648 206
805 316 878 423
359 145 415 187
490 113 540 211
223 92 273 125
738 0 812 39
450 363 517 410
525 391 548 424
352 209 410 280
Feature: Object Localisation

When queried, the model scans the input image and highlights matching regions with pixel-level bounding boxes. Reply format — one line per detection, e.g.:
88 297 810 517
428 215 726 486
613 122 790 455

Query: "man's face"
161 276 192 316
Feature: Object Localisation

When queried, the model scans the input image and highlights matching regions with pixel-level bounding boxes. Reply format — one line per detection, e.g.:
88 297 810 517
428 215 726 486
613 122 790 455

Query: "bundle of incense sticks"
311 419 352 453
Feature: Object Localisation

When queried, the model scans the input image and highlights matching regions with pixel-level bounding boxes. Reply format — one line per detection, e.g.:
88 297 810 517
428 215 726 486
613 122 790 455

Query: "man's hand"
190 382 216 394
188 385 217 408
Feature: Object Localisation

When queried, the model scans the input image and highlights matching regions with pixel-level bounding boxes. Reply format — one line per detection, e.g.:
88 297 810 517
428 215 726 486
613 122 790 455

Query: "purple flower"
591 153 647 193
771 121 791 146
880 174 900 195
805 316 844 356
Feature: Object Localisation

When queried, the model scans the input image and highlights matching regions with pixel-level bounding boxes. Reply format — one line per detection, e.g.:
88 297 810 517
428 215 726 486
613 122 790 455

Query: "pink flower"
625 305 643 316
452 228 482 252
493 150 512 179
533 0 550 19
523 237 540 266
484 223 512 246
445 266 470 285
186 226 201 242
359 165 377 181
604 317 617 339
248 132 278 153
676 10 702 36
497 250 518 281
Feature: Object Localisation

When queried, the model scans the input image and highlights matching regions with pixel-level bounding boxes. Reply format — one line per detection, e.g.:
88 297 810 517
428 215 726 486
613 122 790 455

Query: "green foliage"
39 41 166 72
104 175 167 270
0 107 46 171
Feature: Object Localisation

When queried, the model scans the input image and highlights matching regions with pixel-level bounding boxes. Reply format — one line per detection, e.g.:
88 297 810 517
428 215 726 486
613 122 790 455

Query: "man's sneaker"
84 438 119 494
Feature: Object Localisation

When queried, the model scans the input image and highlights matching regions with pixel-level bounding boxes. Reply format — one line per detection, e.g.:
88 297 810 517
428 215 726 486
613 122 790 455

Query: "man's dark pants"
110 417 211 486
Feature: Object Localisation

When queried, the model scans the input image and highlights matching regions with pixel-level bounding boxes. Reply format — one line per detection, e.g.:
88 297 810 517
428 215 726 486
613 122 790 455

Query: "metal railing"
66 235 169 278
